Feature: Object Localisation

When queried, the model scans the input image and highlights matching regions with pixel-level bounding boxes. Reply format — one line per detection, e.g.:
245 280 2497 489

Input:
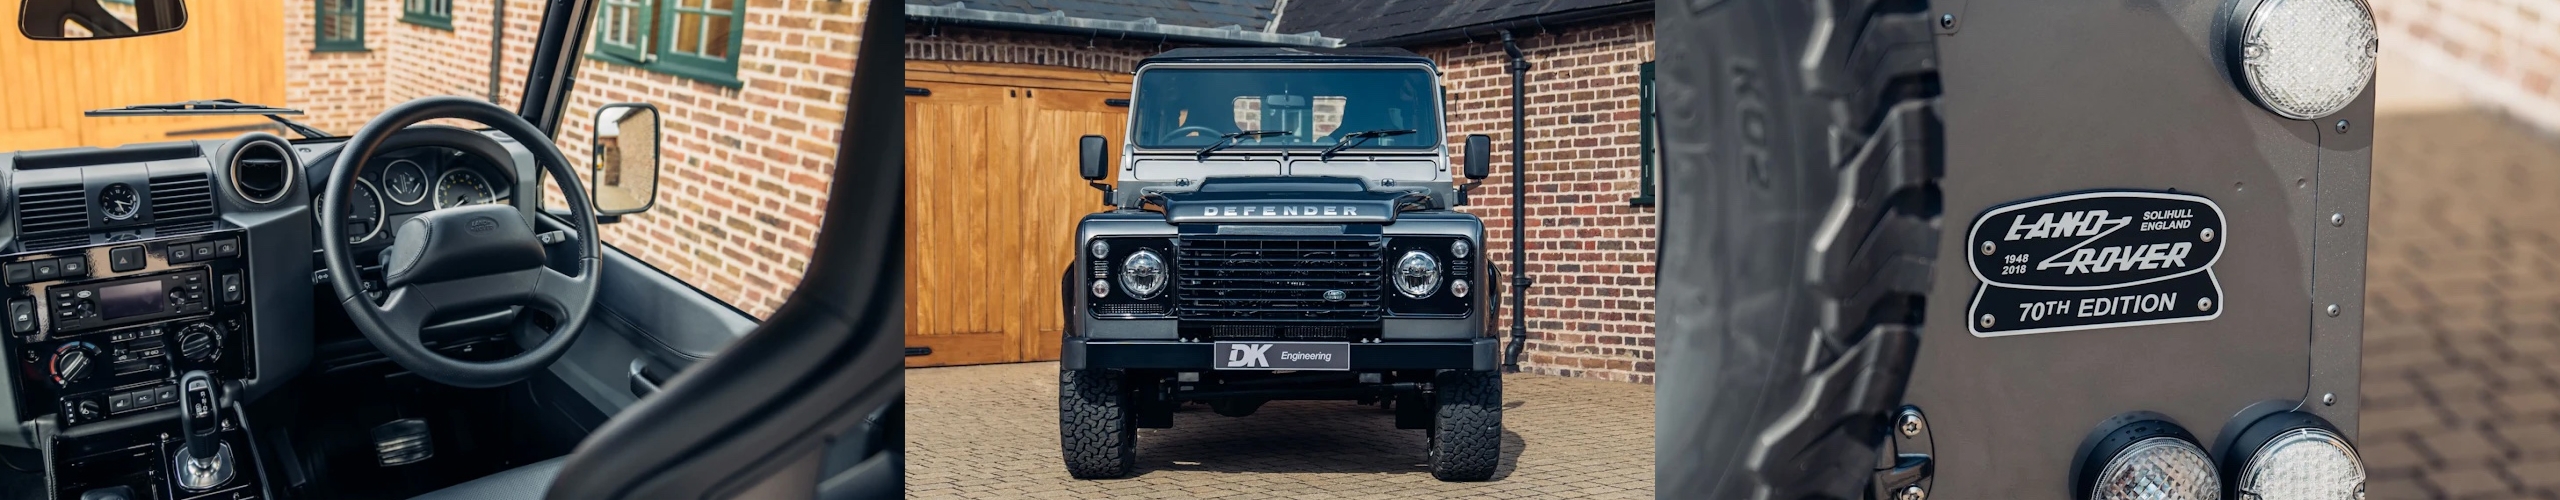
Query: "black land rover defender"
1056 47 1505 482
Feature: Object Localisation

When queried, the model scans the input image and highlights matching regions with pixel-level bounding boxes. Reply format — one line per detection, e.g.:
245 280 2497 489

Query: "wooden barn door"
0 0 286 149
905 62 1130 367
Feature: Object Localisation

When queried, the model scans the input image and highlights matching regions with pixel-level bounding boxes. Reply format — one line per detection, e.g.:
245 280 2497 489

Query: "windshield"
1128 67 1441 150
0 0 548 149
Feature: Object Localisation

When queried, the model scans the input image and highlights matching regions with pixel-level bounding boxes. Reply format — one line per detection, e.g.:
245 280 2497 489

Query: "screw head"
2336 120 2351 133
1938 14 1956 29
1901 485 1928 500
1899 411 1925 437
2323 393 2337 405
2330 213 2345 226
1979 240 1996 256
2326 304 2342 317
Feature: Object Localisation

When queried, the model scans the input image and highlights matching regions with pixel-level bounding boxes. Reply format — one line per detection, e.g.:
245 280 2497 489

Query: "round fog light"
1090 279 1110 298
2235 428 2364 500
2093 437 2220 500
2232 0 2378 119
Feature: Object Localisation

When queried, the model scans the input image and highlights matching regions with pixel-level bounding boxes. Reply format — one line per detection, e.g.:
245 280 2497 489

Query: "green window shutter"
591 0 654 63
314 0 365 52
1631 61 1658 207
402 0 454 30
649 0 744 87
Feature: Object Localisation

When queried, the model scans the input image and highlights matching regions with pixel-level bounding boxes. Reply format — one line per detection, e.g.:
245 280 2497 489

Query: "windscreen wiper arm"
1195 130 1292 162
1318 129 1419 162
86 99 333 139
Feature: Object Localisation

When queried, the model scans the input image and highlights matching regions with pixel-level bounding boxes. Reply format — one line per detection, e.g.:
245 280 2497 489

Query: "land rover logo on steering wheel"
465 216 499 236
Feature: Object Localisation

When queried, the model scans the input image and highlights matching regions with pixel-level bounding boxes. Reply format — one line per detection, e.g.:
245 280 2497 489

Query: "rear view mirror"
18 0 186 40
591 103 661 219
1463 134 1491 180
1079 135 1109 181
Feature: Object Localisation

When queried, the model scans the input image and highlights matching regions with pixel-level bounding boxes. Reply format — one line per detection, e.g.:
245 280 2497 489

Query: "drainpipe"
489 0 507 103
1501 30 1531 373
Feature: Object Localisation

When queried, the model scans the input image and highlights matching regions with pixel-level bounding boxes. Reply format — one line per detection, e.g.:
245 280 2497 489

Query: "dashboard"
315 146 517 249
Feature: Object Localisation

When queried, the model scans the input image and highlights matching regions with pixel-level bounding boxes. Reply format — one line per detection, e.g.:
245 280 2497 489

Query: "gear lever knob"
179 370 220 461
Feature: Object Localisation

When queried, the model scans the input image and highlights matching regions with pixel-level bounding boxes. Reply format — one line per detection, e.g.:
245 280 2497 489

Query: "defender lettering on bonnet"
1200 205 1361 217
1965 191 2228 337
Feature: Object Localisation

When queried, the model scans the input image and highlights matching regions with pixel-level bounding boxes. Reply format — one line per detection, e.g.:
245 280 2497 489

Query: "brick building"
902 0 1659 383
283 0 871 317
2375 0 2560 133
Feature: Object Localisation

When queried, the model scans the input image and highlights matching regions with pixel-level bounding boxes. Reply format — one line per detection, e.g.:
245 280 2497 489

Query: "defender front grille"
1174 236 1385 322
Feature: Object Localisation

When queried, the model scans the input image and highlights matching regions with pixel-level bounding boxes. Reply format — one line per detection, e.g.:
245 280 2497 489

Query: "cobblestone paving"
904 362 1655 499
2361 71 2560 498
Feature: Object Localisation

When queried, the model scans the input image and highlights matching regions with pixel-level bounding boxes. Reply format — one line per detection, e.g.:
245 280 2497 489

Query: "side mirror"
590 103 661 221
1079 135 1109 181
18 0 186 40
1463 134 1491 180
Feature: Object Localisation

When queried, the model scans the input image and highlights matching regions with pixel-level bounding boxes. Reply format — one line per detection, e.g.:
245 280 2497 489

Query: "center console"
6 231 266 499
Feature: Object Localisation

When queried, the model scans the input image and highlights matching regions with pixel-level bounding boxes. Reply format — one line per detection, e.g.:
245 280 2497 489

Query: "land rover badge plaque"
1967 191 2227 337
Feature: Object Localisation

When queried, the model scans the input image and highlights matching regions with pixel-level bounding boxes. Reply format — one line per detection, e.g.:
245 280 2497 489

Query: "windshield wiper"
1318 129 1419 162
1195 130 1292 161
86 99 332 139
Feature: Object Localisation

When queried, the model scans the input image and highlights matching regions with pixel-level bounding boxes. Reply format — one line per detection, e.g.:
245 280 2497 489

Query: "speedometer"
434 169 496 209
347 179 386 244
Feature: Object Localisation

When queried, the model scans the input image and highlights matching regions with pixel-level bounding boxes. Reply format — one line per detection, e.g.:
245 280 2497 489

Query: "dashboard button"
31 261 58 280
108 246 145 272
55 257 86 277
220 272 244 303
212 239 240 258
4 263 29 284
7 300 35 334
155 386 176 403
129 389 156 407
167 244 193 263
189 243 217 261
108 393 133 412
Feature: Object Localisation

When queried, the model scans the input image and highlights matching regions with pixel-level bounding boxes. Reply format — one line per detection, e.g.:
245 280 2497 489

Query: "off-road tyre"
1657 0 1944 498
1427 369 1502 482
1060 368 1136 479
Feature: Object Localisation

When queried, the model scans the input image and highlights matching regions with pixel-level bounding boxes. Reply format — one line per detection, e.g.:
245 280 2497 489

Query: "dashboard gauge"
433 169 496 209
383 159 428 205
347 179 387 244
98 183 140 221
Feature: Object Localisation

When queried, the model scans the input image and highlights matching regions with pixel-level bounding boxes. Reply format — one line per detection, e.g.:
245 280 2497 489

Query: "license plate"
1212 341 1350 370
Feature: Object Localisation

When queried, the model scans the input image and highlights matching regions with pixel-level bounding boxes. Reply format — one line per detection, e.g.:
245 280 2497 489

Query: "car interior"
0 0 903 499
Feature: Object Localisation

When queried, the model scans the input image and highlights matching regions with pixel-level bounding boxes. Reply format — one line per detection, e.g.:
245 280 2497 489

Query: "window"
1129 68 1441 149
315 0 364 52
589 0 746 87
402 0 453 30
1631 61 1658 207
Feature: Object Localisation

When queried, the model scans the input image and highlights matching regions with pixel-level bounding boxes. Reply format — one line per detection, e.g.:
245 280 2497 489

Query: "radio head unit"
48 271 211 334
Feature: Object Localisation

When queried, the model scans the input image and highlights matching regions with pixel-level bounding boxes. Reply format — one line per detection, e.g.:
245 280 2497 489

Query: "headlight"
1090 279 1110 298
1450 239 1471 259
1394 251 1441 298
1120 250 1166 299
2234 428 2364 500
2091 437 2220 500
1089 239 1110 259
2232 0 2378 119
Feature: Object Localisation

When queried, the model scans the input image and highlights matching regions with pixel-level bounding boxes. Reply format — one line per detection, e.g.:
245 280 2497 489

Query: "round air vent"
227 138 295 204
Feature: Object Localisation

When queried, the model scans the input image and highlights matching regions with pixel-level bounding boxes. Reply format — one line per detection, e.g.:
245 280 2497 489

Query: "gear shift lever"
174 370 234 491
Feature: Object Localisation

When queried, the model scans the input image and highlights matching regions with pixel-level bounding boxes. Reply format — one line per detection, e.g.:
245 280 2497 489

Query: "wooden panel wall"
905 62 1128 367
0 0 285 150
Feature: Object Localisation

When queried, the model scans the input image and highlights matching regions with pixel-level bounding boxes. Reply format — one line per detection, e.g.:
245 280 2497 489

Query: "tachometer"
347 179 387 244
383 159 428 205
433 169 496 209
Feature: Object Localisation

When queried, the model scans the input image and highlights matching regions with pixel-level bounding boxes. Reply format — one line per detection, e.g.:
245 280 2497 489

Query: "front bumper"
1062 337 1498 371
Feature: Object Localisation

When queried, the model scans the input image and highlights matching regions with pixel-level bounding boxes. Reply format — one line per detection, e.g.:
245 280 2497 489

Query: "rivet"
2322 393 2337 406
2330 213 2344 226
2199 297 2214 311
2200 228 2216 242
1979 314 1995 328
2326 304 2341 317
2335 120 2351 133
1979 240 1996 256
1938 14 1956 29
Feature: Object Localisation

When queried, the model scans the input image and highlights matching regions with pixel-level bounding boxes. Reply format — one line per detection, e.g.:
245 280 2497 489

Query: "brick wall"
904 24 1173 72
1414 19 1658 384
285 0 869 318
2374 0 2560 130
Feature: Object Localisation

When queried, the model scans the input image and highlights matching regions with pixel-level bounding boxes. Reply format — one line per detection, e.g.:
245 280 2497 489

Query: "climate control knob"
50 342 98 385
176 323 219 362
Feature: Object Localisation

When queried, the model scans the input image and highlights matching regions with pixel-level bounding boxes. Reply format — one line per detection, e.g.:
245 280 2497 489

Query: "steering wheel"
1159 125 1224 144
320 96 603 388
